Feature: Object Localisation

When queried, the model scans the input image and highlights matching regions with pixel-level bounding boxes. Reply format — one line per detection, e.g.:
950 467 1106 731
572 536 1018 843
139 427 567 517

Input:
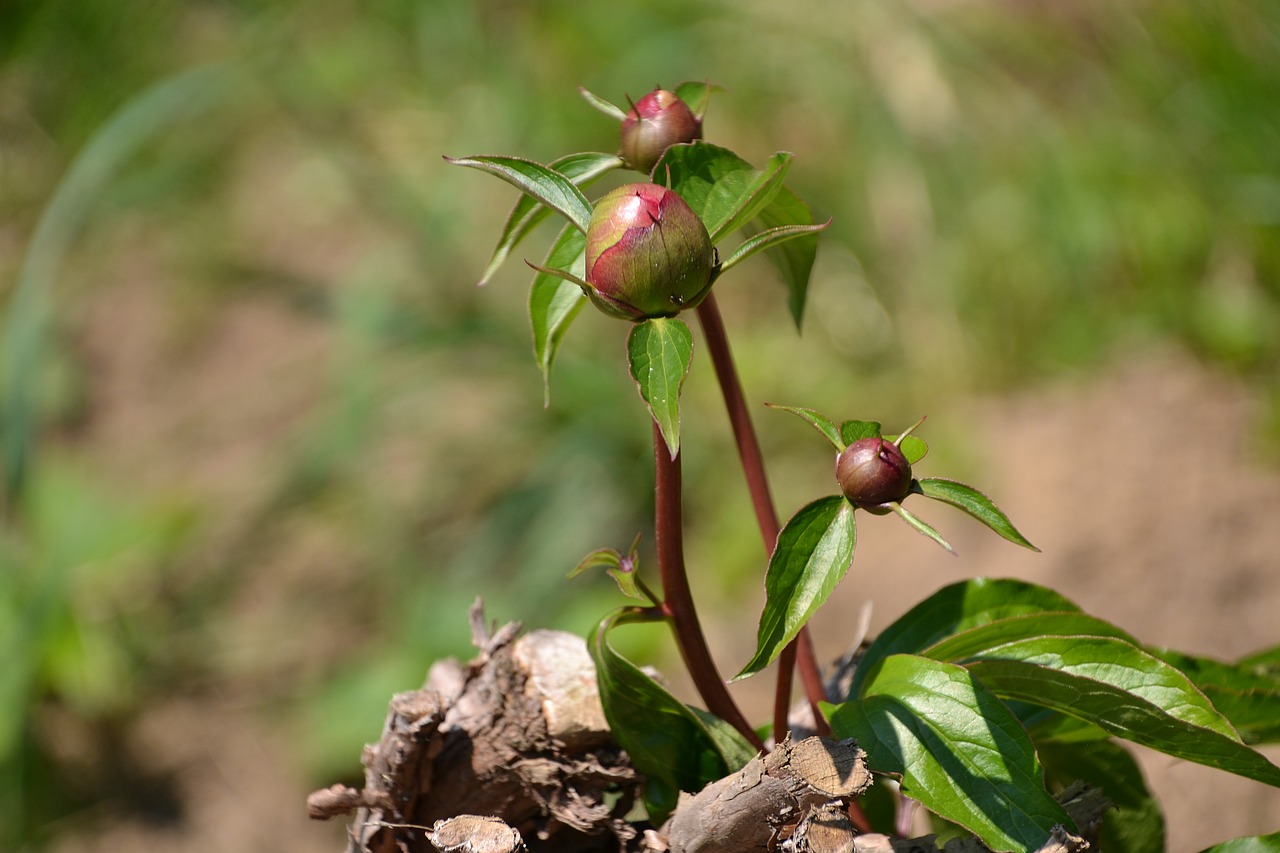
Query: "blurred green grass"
2 0 1278 846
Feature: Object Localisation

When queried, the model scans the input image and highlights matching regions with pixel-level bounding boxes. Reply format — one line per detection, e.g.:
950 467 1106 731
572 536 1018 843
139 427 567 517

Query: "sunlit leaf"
480 151 622 285
717 219 831 278
529 224 588 405
735 496 855 680
827 654 1072 852
1149 647 1280 745
1198 832 1280 852
654 143 791 243
627 318 693 459
887 434 929 464
766 403 843 450
917 477 1039 551
673 80 721 120
577 86 627 121
748 186 821 329
921 612 1137 663
889 501 956 554
445 154 592 234
839 420 881 445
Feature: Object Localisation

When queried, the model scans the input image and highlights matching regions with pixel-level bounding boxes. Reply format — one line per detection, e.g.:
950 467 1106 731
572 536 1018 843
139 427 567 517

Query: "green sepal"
839 420 882 445
627 318 693 460
767 403 843 450
529 224 588 406
889 501 956 554
716 220 831 277
577 86 627 121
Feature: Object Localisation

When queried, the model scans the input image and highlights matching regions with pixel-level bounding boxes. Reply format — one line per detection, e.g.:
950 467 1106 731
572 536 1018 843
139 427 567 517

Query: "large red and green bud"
620 89 702 173
584 183 715 321
836 437 914 512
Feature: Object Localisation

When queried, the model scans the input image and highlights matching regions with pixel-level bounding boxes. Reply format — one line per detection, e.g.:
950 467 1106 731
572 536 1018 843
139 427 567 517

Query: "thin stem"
695 293 830 740
652 421 765 752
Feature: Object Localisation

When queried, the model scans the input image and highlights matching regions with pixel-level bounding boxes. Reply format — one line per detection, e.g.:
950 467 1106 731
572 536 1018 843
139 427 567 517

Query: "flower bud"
620 89 702 173
836 437 914 511
584 183 715 320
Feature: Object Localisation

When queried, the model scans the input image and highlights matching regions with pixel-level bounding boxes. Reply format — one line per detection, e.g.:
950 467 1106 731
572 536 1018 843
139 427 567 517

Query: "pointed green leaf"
749 186 822 329
480 151 622 285
589 609 755 822
577 86 627 121
1037 739 1165 853
851 578 1083 699
735 496 855 681
839 420 882 445
445 154 593 234
568 548 622 578
530 225 588 405
766 403 843 450
673 80 721 120
963 636 1280 787
1149 648 1280 745
717 219 832 278
827 654 1073 852
917 477 1039 551
889 501 957 554
922 612 1137 664
1198 832 1280 852
1239 643 1280 675
888 434 929 464
653 143 792 243
627 318 693 459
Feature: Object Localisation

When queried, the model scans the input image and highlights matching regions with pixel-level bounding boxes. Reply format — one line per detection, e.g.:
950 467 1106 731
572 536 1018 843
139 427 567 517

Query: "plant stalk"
652 420 765 752
695 293 830 740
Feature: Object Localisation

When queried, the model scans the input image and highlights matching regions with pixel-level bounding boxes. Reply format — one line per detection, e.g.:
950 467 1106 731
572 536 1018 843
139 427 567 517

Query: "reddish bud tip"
620 89 702 173
836 437 914 510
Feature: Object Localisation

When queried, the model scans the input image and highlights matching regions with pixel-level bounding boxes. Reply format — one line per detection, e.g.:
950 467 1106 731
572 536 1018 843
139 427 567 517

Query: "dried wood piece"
427 815 525 853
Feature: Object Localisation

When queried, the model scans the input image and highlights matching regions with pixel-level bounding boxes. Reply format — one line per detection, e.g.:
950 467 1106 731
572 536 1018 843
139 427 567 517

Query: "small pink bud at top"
584 183 715 321
620 89 702 173
836 437 914 510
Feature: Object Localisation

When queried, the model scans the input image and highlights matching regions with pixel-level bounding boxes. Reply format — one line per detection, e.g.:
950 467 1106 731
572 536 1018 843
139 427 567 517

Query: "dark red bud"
835 437 914 511
584 183 715 321
620 89 702 173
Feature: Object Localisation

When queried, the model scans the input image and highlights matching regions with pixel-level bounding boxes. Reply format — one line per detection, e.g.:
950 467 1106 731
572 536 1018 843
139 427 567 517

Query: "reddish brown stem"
695 293 830 740
653 421 765 752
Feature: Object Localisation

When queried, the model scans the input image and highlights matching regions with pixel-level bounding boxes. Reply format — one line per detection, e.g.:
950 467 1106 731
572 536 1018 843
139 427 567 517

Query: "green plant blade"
917 477 1039 551
747 186 820 329
626 318 693 460
766 403 843 450
481 151 622 285
889 501 956 554
851 578 1083 699
444 154 593 234
530 224 588 405
888 434 929 464
839 420 882 445
963 636 1280 787
673 80 721 120
921 612 1138 663
1198 832 1280 852
578 86 628 121
1037 739 1164 853
1239 643 1280 674
654 143 791 244
734 496 855 681
717 219 831 278
1149 648 1280 745
827 654 1073 852
588 609 755 822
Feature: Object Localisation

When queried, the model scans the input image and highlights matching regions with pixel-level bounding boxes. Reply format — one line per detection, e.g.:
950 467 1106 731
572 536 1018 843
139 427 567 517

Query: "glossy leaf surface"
529 224 587 404
654 143 791 243
917 477 1039 551
445 154 593 234
627 318 693 459
768 403 843 450
735 496 855 680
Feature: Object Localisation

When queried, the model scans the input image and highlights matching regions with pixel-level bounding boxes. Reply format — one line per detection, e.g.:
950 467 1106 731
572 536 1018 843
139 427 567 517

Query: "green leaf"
1239 643 1280 675
922 612 1137 663
1037 739 1164 853
654 143 792 243
766 403 843 450
717 220 831 278
851 578 1083 699
735 496 855 681
748 186 821 329
1149 648 1280 744
444 154 593 234
827 654 1072 852
588 609 754 822
578 86 628 121
963 636 1280 787
839 420 882 445
673 80 721 120
917 477 1039 551
480 151 622 285
889 501 956 554
1198 832 1280 852
888 434 929 464
530 225 588 405
627 318 693 459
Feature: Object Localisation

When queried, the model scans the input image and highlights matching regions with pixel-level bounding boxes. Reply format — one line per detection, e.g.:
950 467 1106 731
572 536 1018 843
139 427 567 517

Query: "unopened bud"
620 89 702 173
584 183 715 321
836 437 913 511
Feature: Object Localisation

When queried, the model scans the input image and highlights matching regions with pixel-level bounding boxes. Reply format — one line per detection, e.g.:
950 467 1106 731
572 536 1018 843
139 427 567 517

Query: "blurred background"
2 1 1278 850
